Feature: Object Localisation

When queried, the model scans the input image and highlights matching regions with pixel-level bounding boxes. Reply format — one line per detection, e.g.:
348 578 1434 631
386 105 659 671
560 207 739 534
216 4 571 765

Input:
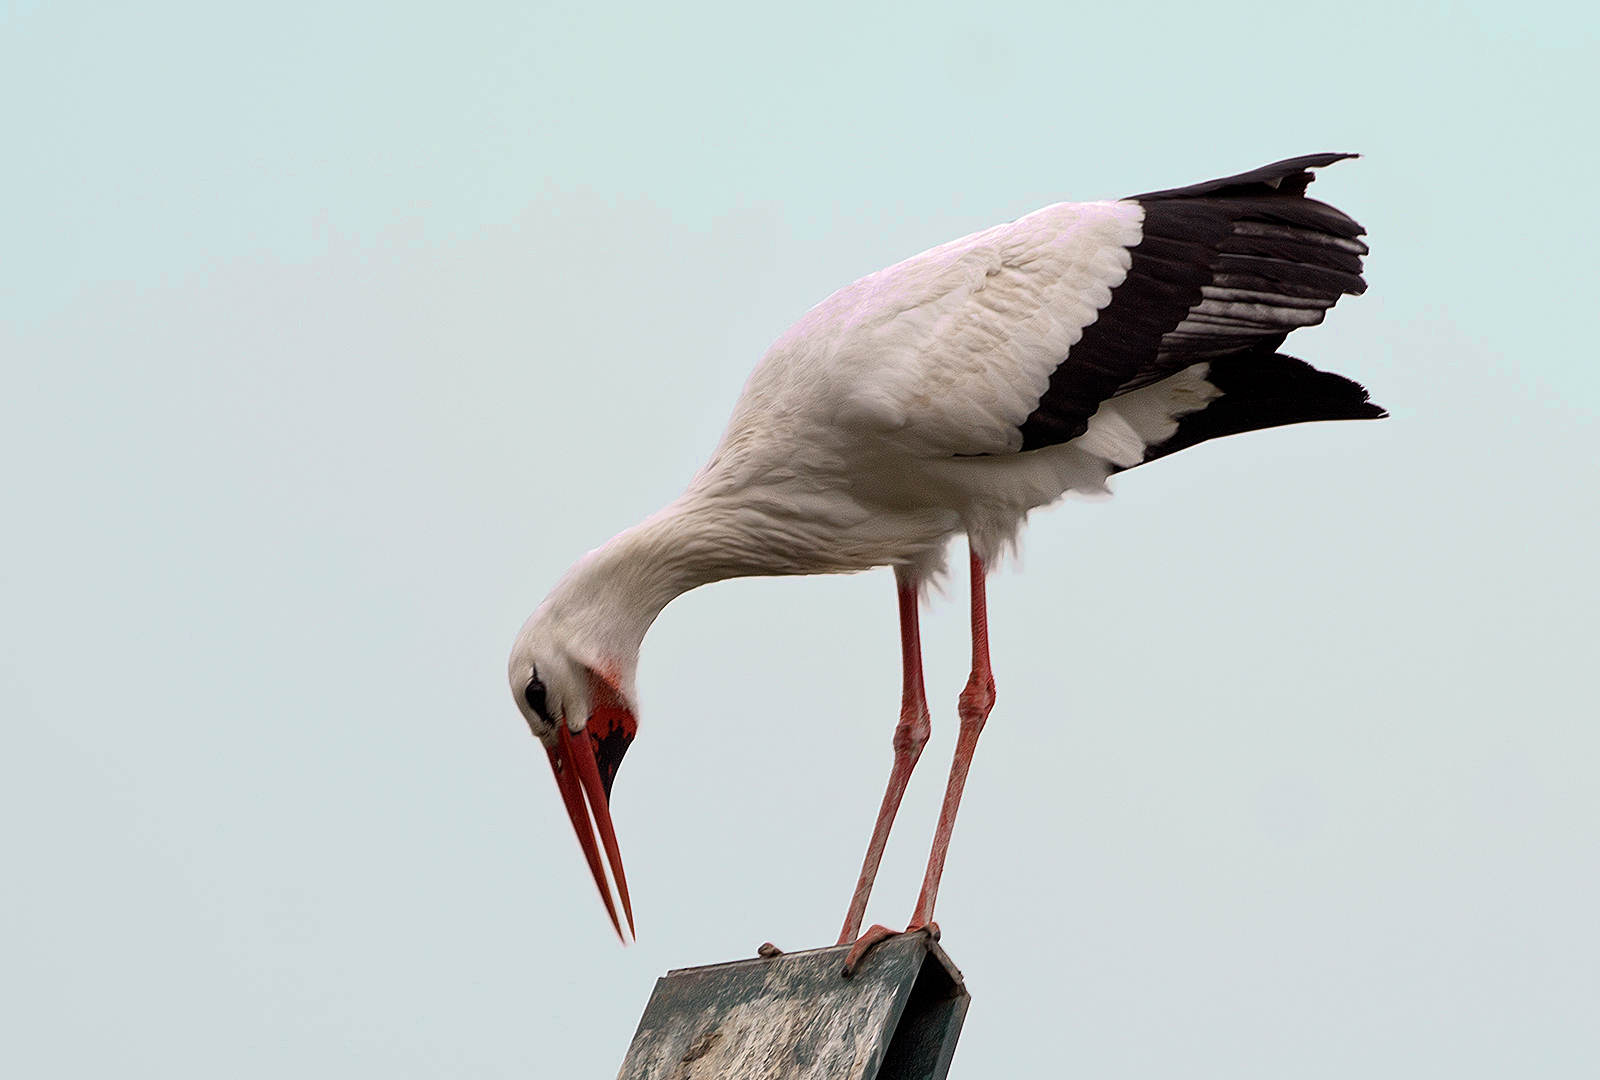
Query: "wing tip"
1131 153 1362 203
1134 351 1388 465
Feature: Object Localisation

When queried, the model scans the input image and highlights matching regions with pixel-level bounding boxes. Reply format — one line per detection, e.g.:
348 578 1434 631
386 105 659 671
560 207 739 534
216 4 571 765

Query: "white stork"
509 153 1384 972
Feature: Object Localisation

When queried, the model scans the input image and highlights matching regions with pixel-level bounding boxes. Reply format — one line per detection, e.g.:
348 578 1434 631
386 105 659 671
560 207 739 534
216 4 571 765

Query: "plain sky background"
4 1 1597 1077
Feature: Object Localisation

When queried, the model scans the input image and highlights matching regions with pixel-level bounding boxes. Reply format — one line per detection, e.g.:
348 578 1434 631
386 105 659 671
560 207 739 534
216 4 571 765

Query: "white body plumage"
515 200 1228 718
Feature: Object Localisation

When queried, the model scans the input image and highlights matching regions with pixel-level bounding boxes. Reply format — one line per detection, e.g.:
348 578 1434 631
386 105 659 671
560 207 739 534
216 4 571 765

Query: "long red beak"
547 722 635 942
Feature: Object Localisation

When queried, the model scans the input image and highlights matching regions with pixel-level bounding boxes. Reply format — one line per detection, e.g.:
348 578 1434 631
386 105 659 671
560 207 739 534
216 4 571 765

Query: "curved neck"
537 491 788 670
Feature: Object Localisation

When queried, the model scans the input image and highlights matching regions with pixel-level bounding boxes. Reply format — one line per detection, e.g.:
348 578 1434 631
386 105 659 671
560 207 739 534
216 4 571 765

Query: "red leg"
837 567 931 946
909 545 996 930
842 548 997 977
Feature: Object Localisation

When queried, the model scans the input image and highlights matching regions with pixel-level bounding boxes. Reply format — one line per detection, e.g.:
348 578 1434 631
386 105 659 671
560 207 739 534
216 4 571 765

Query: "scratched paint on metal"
615 934 967 1080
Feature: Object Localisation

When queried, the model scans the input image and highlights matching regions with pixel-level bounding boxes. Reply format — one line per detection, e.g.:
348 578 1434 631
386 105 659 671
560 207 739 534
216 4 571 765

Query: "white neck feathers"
523 488 816 693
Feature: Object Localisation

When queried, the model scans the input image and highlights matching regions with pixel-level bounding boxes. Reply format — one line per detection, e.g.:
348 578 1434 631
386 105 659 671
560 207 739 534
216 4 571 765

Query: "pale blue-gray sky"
3 2 1597 1077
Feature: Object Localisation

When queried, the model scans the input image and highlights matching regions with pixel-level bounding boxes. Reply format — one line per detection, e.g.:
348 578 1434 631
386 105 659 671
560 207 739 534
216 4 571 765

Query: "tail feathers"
1136 350 1386 467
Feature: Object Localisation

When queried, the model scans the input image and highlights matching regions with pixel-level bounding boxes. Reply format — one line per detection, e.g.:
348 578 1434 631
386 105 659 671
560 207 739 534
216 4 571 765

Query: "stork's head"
509 630 638 941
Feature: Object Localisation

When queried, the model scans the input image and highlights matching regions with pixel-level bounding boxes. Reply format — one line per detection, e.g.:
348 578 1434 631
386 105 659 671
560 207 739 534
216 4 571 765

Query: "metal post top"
664 933 964 985
617 932 970 1080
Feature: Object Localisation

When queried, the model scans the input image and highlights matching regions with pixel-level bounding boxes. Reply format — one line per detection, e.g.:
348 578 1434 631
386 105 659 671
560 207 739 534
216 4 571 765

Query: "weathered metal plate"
616 933 968 1080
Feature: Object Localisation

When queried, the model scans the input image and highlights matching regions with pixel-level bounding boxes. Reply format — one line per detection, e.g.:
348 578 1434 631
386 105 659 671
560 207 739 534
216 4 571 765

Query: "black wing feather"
1134 347 1386 468
1017 154 1373 452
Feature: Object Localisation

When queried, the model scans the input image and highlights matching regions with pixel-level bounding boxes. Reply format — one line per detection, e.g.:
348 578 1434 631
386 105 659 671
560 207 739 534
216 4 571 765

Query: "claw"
841 922 940 978
841 924 900 977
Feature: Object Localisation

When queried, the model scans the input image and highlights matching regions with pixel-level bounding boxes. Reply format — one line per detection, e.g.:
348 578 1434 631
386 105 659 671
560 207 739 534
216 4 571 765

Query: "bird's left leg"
837 566 931 948
842 546 995 976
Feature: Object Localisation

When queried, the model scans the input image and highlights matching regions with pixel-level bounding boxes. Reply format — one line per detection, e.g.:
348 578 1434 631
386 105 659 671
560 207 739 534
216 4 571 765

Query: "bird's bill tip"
547 724 635 942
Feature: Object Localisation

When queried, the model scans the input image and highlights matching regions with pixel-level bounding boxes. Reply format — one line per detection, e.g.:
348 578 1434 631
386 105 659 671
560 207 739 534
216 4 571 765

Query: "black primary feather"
1018 154 1374 453
1132 347 1386 469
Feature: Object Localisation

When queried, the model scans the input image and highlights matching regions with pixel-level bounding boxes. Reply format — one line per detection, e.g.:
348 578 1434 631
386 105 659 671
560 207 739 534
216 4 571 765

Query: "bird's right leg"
837 567 930 946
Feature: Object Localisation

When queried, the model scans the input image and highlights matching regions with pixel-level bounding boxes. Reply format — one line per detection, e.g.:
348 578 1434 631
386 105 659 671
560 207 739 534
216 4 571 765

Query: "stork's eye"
522 672 552 723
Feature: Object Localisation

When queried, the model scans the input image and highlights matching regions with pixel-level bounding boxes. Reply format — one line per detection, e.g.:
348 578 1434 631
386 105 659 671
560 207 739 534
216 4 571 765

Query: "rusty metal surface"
615 933 968 1080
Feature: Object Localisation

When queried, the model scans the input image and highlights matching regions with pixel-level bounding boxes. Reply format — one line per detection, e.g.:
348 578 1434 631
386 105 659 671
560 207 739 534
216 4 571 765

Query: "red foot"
840 922 940 978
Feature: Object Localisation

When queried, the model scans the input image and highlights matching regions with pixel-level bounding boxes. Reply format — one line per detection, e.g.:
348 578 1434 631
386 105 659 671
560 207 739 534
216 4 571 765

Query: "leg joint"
894 703 931 755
